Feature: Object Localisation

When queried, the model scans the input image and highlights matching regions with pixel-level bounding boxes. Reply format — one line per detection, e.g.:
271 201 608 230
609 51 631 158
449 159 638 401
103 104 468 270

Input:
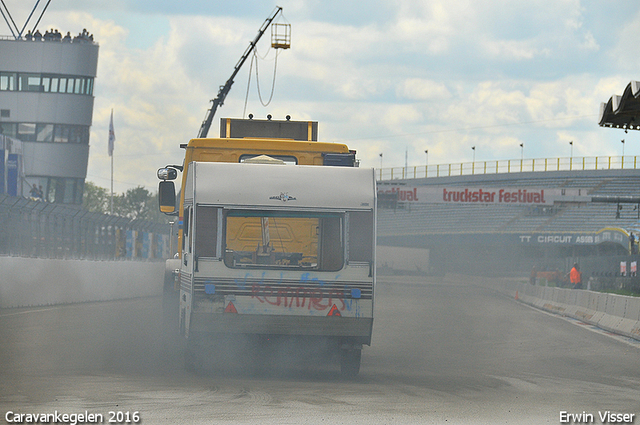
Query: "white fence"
378 155 640 181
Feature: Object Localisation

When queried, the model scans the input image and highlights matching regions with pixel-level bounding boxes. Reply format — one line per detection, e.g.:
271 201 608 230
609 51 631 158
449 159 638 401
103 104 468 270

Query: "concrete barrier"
507 281 640 343
0 257 164 308
625 298 640 321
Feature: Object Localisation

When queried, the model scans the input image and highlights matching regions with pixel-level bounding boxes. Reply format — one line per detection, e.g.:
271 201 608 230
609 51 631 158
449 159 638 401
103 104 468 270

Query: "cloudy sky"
4 1 640 192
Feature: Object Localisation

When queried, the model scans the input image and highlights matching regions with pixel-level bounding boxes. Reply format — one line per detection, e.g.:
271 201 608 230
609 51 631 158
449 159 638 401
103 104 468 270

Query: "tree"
83 182 168 223
114 186 153 220
82 181 110 213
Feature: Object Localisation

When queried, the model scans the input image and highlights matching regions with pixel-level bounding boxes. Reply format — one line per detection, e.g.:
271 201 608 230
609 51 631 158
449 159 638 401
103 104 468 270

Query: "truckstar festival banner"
377 185 589 206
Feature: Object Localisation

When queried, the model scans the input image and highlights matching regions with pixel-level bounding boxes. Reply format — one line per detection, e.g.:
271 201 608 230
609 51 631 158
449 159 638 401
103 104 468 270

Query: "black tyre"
184 339 199 373
340 349 361 378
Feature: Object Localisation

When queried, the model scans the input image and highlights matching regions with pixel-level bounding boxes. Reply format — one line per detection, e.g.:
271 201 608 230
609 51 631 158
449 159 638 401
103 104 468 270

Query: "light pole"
471 146 476 174
569 140 574 169
425 149 428 177
621 139 625 168
520 143 524 160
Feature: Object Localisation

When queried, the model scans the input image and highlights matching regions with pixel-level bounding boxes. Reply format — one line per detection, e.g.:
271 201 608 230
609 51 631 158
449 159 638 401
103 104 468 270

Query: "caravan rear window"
223 210 343 271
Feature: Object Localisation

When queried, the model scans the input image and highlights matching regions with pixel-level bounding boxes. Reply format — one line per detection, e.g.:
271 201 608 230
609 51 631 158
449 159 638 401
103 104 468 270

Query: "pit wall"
483 276 640 342
0 257 164 308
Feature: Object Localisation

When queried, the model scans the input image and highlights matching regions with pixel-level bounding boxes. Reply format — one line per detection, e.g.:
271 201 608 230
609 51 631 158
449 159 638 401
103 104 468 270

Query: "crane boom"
197 6 283 139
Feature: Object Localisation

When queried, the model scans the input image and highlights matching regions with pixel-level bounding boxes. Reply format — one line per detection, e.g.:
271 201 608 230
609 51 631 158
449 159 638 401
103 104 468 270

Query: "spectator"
29 184 39 199
570 263 582 289
529 266 537 285
630 232 636 255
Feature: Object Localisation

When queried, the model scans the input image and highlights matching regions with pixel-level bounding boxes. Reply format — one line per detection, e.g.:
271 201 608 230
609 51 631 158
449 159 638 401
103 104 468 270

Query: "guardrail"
377 155 640 181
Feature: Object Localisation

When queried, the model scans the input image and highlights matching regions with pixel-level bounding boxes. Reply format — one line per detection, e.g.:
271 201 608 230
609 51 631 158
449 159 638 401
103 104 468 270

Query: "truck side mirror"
158 181 176 214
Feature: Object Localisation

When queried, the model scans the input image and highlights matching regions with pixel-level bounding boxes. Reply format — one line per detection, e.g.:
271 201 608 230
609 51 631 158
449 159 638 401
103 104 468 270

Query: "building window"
2 122 89 144
0 109 9 118
36 124 54 142
66 78 74 94
18 122 36 141
63 179 76 204
0 123 16 137
50 77 58 92
19 74 42 92
74 180 84 204
58 78 67 93
41 76 50 92
0 72 94 95
0 72 16 90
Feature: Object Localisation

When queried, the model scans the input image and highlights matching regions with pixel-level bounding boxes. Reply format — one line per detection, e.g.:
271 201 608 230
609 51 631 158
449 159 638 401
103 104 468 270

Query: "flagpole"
108 108 115 215
110 152 113 215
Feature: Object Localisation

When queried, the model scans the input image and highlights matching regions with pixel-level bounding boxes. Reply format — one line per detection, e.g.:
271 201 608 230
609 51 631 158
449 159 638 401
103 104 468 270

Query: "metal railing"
377 155 640 181
0 194 170 260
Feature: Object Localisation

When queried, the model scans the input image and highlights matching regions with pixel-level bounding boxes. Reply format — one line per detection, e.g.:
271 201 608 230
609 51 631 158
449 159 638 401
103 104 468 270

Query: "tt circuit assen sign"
517 229 628 248
377 185 589 206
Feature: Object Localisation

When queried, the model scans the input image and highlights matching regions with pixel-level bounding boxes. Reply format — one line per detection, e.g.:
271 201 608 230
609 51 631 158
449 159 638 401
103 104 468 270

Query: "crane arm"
197 6 283 138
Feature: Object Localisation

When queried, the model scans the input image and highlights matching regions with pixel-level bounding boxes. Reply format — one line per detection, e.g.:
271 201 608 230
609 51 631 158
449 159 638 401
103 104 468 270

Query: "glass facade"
1 39 98 206
0 122 89 144
31 176 84 204
0 72 94 95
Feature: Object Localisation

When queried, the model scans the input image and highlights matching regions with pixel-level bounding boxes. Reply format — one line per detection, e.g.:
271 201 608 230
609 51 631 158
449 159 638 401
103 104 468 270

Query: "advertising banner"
377 185 590 206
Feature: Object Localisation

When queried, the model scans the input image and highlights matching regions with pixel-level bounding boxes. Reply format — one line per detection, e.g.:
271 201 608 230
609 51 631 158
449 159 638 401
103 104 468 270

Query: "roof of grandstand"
599 80 640 130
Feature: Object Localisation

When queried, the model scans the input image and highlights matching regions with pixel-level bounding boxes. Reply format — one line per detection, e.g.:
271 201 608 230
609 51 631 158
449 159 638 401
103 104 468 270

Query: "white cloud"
397 78 451 101
481 38 550 60
610 9 640 72
7 0 637 190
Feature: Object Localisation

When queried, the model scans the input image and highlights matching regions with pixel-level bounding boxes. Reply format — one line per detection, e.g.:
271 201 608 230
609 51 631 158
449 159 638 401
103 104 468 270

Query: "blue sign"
0 149 4 195
142 232 150 258
126 230 134 258
6 153 18 196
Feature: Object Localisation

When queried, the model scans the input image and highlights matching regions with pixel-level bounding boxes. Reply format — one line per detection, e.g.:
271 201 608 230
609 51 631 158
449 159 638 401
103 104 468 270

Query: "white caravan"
176 160 376 376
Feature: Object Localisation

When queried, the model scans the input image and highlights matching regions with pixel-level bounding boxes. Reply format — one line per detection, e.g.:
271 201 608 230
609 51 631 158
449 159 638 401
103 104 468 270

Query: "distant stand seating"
378 171 640 237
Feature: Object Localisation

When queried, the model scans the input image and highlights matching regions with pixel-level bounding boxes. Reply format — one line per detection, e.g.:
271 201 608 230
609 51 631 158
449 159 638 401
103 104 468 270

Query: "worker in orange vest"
570 263 582 289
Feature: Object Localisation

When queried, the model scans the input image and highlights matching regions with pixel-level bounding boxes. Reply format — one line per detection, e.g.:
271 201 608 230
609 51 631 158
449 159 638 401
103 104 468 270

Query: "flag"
108 109 115 157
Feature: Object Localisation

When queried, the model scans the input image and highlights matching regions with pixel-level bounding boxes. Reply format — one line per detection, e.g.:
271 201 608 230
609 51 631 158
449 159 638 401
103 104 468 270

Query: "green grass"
598 289 640 297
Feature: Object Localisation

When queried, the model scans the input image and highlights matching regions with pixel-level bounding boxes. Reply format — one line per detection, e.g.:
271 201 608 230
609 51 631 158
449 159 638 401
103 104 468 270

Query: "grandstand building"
377 164 640 278
0 31 99 204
